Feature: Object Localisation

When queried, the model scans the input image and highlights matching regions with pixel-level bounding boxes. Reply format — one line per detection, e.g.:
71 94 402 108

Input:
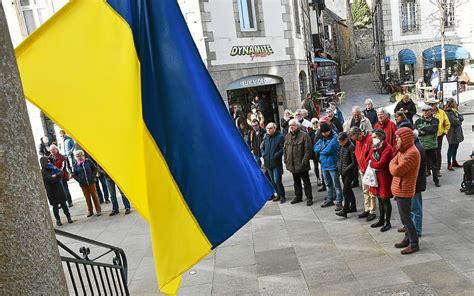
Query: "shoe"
67 217 73 223
335 210 347 218
398 227 406 233
358 211 369 219
334 204 343 211
352 182 359 188
105 200 111 204
453 161 463 168
394 239 410 248
366 213 377 221
401 244 419 255
437 171 442 177
370 220 384 228
320 201 334 208
466 190 474 195
434 182 441 187
447 164 454 171
68 202 73 207
306 199 313 206
348 208 357 213
56 220 62 226
381 223 392 232
87 212 93 217
109 211 119 216
125 209 131 215
317 178 322 186
272 196 280 202
317 186 326 192
290 198 303 204
280 197 286 204
58 204 62 209
99 201 104 204
96 212 102 216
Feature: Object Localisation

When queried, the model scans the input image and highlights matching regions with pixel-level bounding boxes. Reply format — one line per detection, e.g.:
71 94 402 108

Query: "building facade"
372 0 474 83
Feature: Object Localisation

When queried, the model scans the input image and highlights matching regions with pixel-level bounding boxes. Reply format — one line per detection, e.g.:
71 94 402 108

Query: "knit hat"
395 127 414 152
320 122 331 133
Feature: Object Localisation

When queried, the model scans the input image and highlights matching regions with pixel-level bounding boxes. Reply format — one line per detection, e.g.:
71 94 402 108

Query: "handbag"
362 161 378 187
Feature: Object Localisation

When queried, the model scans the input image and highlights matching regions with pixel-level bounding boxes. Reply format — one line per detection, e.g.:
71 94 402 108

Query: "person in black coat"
395 111 414 129
363 99 378 127
72 150 102 217
394 95 417 123
38 136 50 157
335 132 358 218
40 157 73 226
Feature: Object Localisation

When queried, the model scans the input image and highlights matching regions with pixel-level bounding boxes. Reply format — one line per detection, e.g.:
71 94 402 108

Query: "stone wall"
354 27 374 59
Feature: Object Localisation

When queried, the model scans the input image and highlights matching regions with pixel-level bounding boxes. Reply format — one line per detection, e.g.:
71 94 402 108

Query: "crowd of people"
38 130 132 226
240 94 471 255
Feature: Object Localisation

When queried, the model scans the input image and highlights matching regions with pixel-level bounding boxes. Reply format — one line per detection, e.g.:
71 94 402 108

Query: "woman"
308 118 322 186
72 150 102 217
280 109 293 135
368 129 394 232
48 144 73 207
445 99 464 171
363 99 377 127
40 157 73 226
395 111 413 130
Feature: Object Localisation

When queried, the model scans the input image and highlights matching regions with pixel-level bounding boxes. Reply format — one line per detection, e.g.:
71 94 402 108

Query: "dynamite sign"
230 45 274 61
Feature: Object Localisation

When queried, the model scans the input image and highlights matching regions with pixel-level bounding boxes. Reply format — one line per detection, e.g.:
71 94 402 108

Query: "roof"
324 8 348 27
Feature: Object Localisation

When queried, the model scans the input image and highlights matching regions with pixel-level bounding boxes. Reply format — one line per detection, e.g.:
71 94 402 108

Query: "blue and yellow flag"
15 0 273 293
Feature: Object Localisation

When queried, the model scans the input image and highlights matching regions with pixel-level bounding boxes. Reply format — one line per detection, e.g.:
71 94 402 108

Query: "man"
295 109 311 131
335 132 357 217
301 93 316 119
460 151 474 195
38 136 50 157
415 105 440 187
394 94 417 124
315 123 342 210
374 108 397 147
58 130 76 172
343 106 373 133
350 127 376 221
284 119 313 206
363 99 377 127
107 176 132 216
390 127 421 255
427 98 450 177
326 108 343 133
261 122 286 203
247 119 266 167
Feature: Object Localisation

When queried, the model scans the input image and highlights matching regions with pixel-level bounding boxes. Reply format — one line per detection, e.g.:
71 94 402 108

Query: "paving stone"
220 225 253 247
302 261 356 288
128 278 159 295
464 270 474 283
258 270 310 296
291 234 336 258
362 283 439 296
181 259 214 288
283 219 327 239
255 202 282 218
380 242 442 267
179 283 212 296
253 229 292 253
215 243 255 269
433 242 474 272
212 265 258 295
255 247 301 277
252 215 286 236
308 280 362 296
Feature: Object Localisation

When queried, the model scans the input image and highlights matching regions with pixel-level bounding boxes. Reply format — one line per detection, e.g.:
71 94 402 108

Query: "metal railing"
55 229 129 295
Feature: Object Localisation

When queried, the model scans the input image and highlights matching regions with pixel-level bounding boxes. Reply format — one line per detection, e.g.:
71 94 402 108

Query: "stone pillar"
0 4 68 295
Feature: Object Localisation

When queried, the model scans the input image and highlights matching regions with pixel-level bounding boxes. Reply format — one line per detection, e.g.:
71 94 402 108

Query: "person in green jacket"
415 105 440 187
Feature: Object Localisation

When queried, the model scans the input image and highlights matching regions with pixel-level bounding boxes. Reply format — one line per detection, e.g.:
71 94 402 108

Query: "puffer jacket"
261 132 285 169
72 158 97 187
314 131 340 171
445 109 464 145
337 142 357 177
389 128 420 198
369 142 394 199
415 116 439 150
284 129 312 173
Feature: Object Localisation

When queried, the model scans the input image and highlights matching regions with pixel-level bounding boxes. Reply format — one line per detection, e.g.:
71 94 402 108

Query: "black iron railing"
55 229 129 295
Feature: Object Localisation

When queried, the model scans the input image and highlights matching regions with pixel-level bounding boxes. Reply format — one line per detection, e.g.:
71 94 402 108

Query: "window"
18 0 51 35
324 25 331 40
293 0 301 35
443 0 455 27
401 0 418 32
237 0 257 31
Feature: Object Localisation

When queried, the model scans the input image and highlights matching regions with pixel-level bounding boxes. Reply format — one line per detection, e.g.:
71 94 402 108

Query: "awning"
399 49 416 65
226 75 282 90
313 57 337 65
423 44 470 68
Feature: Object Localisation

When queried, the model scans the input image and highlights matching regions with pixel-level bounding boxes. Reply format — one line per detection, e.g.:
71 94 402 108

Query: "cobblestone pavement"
54 67 474 295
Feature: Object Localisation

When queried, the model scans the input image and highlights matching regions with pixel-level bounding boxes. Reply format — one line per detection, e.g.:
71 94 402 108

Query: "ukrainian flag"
15 0 273 293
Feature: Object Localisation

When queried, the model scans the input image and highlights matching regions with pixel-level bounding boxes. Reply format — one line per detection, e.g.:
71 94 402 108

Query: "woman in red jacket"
369 129 394 232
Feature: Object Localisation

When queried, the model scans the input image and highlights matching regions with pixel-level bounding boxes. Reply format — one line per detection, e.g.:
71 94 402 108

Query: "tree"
351 0 372 27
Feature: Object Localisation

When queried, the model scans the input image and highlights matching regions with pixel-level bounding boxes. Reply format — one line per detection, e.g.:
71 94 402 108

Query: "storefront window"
18 0 51 35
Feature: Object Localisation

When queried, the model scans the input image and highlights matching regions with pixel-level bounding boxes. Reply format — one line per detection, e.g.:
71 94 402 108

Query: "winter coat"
363 108 377 127
335 108 345 125
72 158 97 187
49 153 70 181
284 129 312 173
247 127 266 157
355 133 373 174
314 131 340 171
58 135 75 156
261 132 285 169
369 142 394 199
337 142 357 177
331 117 343 133
397 119 413 130
389 128 420 198
40 157 66 206
445 109 464 145
301 98 316 119
415 116 439 150
374 118 397 148
414 139 427 193
280 117 292 136
38 142 50 157
343 115 373 133
394 100 417 122
433 108 450 136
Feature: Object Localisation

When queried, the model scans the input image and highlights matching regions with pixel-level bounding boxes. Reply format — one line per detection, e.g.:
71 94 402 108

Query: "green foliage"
351 0 372 27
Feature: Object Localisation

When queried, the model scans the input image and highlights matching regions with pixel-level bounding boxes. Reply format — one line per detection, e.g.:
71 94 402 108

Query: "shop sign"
384 55 391 64
226 75 282 90
230 45 274 61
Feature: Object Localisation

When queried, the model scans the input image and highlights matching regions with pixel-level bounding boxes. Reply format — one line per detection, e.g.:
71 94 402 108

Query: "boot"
447 164 454 171
466 182 474 195
336 210 347 218
272 195 280 202
290 197 302 204
381 223 392 232
56 220 62 227
453 161 463 168
306 199 313 206
67 217 74 224
370 219 384 228
401 244 419 255
280 197 286 204
394 239 409 248
358 211 369 219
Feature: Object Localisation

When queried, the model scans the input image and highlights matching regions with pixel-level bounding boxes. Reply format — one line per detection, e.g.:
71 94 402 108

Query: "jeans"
396 197 418 245
342 173 356 212
447 143 459 165
107 178 131 212
411 192 423 236
292 171 312 200
268 167 285 198
96 174 109 202
61 180 72 204
322 170 343 204
52 200 71 221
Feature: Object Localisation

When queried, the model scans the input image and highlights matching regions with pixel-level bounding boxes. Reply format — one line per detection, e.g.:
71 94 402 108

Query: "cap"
421 105 432 111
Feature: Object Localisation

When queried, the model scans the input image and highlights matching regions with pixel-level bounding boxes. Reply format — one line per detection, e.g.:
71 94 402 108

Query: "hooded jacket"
337 141 357 177
389 128 420 198
314 130 340 171
374 118 397 148
433 108 451 136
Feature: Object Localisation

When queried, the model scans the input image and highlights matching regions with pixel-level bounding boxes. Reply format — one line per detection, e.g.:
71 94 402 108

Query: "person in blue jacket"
261 122 286 203
314 122 343 210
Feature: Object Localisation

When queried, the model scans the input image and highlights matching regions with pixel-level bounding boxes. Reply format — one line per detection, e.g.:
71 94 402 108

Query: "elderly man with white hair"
363 99 377 127
343 106 373 134
374 108 397 147
261 122 286 203
295 109 311 131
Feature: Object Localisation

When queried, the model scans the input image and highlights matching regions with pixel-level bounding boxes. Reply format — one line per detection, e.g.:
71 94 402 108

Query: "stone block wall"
354 27 374 59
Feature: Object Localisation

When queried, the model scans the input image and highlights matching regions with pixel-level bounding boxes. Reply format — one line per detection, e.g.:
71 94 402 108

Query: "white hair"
266 122 277 129
352 106 362 113
365 99 374 105
376 107 388 115
74 150 85 157
289 118 300 126
49 144 58 151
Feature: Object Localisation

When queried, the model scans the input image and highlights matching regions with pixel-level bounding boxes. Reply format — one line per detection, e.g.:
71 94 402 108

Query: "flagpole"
0 3 68 294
